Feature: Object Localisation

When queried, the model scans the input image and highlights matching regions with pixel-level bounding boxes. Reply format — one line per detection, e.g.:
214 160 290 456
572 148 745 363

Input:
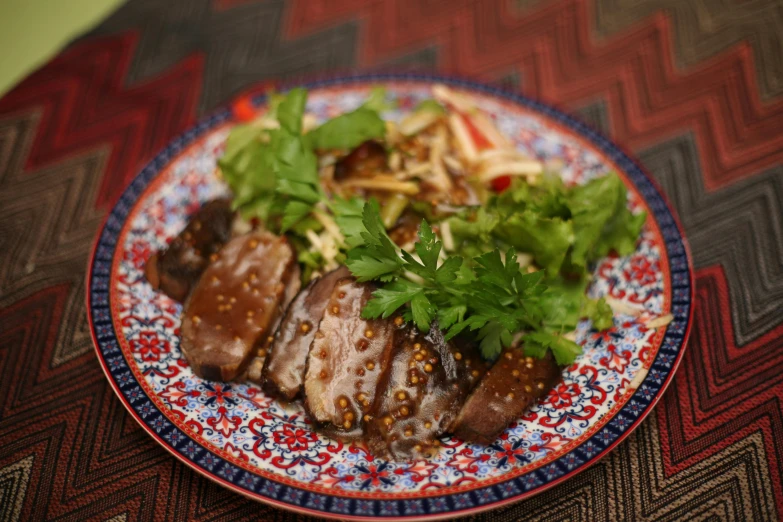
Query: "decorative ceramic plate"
87 74 693 520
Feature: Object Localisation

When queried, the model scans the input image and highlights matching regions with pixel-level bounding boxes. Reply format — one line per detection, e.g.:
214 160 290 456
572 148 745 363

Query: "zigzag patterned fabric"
0 0 781 520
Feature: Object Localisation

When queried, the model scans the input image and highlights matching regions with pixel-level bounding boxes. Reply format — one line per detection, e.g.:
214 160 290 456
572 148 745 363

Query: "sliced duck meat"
366 323 486 461
333 140 387 181
145 198 234 302
238 263 301 384
449 336 488 394
259 266 350 399
451 348 561 445
180 231 296 381
303 278 395 439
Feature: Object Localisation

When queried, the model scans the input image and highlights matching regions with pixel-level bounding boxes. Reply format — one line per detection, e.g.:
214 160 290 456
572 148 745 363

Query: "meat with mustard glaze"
451 347 561 445
238 263 301 384
145 199 234 302
366 323 486 460
260 266 350 399
180 231 296 381
303 277 395 439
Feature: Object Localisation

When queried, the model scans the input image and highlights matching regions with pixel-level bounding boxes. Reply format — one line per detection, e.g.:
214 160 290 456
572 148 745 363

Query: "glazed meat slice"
145 199 234 302
366 323 486 461
180 231 296 381
274 264 302 333
447 336 488 396
303 277 395 439
259 266 350 399
238 263 301 384
451 348 561 445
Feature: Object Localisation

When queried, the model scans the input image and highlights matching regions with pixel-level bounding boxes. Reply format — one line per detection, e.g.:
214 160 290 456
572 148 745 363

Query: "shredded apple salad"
217 85 646 365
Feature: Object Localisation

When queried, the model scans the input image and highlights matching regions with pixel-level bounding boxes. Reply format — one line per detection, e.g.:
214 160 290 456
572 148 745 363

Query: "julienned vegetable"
217 86 646 364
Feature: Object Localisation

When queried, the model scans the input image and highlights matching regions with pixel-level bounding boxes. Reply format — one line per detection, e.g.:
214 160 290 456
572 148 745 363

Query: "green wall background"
0 0 124 96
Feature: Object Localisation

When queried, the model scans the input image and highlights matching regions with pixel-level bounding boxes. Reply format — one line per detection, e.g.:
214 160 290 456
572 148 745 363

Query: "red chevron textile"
0 1 781 520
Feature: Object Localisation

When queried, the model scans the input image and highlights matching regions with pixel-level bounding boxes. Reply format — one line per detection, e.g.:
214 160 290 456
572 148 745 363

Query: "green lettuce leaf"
306 107 386 151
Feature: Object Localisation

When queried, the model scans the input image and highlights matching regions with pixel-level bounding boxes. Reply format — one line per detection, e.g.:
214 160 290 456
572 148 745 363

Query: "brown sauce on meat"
180 231 295 381
239 264 301 384
366 323 486 460
303 277 395 439
145 199 234 302
451 347 561 445
260 266 350 399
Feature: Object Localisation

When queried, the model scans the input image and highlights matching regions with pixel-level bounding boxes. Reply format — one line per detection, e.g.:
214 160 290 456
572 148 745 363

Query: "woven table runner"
0 1 781 520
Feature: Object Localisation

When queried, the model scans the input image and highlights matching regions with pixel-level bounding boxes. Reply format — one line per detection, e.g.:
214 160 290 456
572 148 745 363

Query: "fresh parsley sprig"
220 87 391 235
338 201 567 361
342 200 403 282
337 199 618 364
336 200 461 331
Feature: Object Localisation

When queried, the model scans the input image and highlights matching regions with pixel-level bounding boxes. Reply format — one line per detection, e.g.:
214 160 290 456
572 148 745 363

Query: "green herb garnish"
218 86 644 365
306 107 386 151
336 201 602 363
449 174 646 278
413 99 446 115
220 87 386 231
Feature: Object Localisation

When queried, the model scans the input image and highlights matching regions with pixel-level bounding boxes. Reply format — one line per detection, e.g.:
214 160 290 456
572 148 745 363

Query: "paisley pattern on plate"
88 75 693 519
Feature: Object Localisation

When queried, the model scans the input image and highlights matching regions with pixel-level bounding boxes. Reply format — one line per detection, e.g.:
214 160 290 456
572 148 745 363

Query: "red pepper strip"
460 113 493 151
232 94 257 122
460 113 512 192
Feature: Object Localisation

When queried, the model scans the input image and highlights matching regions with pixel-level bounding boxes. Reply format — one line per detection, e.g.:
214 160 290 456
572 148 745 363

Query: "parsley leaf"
410 292 436 331
435 256 463 285
361 86 397 113
441 248 547 359
330 197 366 248
277 87 307 134
476 321 513 360
522 331 582 366
362 280 424 319
219 88 319 227
347 207 470 329
584 296 614 330
436 304 467 330
344 201 403 282
274 129 322 231
280 201 313 232
218 124 276 219
414 99 446 115
306 107 386 151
